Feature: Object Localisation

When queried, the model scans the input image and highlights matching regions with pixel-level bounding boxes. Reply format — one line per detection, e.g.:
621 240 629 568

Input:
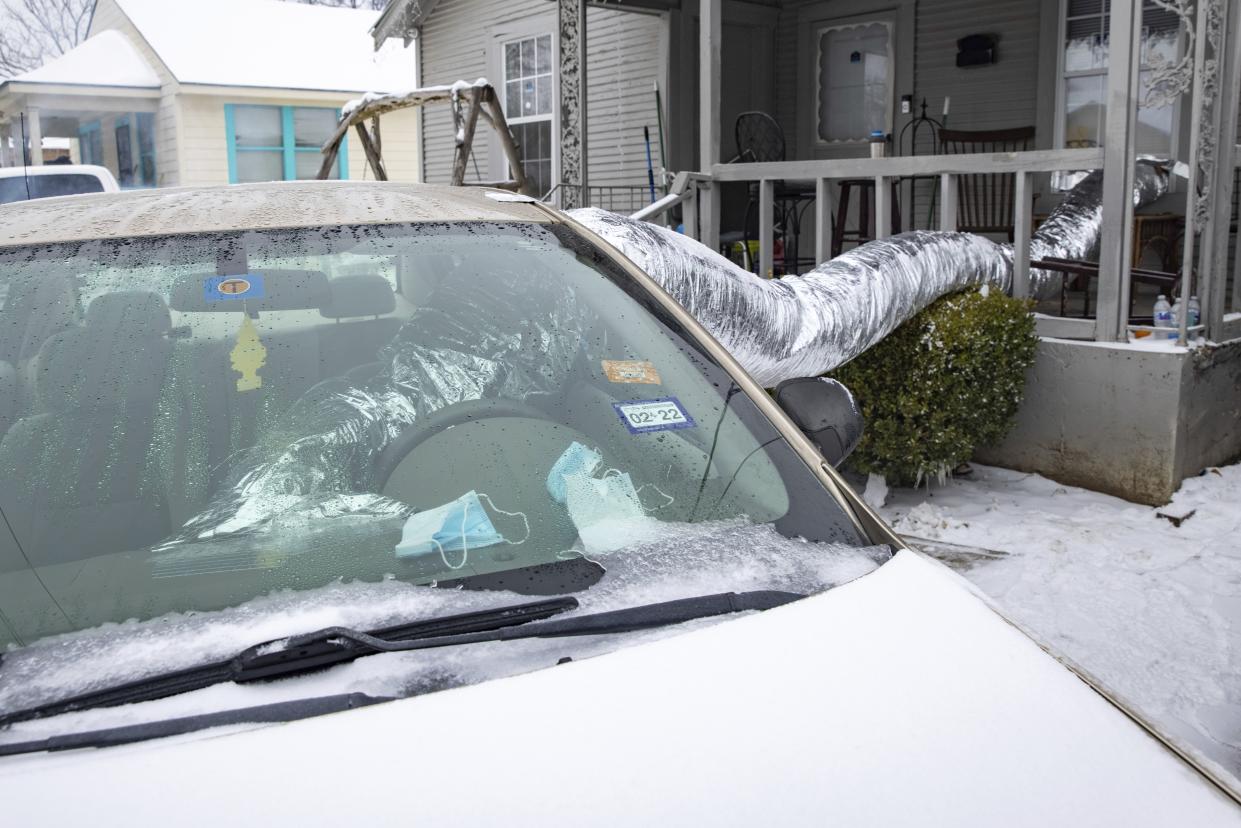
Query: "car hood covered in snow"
0 551 1236 826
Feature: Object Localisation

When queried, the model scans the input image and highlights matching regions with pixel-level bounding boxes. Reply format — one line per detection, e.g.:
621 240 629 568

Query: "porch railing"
638 148 1108 340
544 182 666 215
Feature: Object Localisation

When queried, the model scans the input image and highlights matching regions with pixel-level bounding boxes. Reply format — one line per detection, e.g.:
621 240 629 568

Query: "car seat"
0 291 174 567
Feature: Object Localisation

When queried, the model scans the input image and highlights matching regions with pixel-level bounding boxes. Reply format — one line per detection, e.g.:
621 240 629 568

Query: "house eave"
370 0 441 51
0 80 161 99
174 83 378 101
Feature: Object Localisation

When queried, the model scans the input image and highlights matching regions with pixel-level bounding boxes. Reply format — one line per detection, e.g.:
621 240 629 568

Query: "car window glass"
0 222 869 651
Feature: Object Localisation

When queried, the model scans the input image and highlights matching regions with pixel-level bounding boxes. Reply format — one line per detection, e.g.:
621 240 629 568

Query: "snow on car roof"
6 30 159 89
0 182 551 248
113 0 414 93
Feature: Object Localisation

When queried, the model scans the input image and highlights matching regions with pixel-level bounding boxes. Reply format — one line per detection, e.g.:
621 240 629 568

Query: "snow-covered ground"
878 462 1241 785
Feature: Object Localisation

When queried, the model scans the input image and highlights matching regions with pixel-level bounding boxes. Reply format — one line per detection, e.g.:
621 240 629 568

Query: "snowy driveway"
878 463 1241 787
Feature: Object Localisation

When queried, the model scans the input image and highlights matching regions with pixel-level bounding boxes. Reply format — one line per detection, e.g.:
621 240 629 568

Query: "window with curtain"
502 33 554 198
226 104 347 184
1060 0 1181 154
816 21 893 143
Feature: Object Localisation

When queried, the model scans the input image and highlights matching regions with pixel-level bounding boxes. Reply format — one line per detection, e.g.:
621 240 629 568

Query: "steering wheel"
372 397 551 491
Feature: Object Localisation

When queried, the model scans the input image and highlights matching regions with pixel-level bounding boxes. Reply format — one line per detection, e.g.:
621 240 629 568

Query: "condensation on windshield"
0 521 888 730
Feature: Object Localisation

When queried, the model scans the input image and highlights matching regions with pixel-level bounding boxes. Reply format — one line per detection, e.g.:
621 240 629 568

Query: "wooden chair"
939 126 1036 240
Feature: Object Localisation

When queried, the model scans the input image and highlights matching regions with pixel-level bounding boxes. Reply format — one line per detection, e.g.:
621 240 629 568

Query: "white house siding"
582 9 663 191
176 94 422 187
87 0 182 186
418 0 662 197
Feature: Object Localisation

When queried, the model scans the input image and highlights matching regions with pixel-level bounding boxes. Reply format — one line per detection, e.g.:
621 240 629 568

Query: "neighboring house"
0 0 420 188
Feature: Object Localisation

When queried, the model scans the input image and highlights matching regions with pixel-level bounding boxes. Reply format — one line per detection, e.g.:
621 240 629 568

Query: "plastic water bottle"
1153 294 1173 333
1189 295 1201 328
1169 298 1182 338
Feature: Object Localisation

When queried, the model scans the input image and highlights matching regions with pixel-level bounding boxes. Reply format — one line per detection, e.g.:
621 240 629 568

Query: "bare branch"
0 0 92 80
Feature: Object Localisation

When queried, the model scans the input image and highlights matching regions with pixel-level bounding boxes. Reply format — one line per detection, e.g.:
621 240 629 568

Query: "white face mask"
548 442 663 555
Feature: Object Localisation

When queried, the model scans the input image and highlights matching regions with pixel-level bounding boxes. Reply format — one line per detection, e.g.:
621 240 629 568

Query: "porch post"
0 122 11 167
1094 1 1141 341
1202 0 1240 339
814 178 834 264
698 0 722 250
759 179 775 277
559 0 588 207
24 108 43 166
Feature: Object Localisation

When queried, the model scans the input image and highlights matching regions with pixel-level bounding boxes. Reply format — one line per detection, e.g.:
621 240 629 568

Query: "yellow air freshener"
231 315 267 392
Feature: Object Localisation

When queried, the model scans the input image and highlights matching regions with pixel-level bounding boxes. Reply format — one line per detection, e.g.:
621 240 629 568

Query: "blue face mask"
546 441 602 504
395 490 525 570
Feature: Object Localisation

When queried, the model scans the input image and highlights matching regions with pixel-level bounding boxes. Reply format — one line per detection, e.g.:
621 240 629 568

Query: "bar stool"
832 179 902 258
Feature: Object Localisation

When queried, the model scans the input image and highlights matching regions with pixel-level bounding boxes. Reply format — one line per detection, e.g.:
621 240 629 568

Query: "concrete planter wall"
975 337 1241 506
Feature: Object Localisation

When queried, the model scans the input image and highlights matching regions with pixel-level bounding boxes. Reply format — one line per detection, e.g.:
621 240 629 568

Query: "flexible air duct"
571 163 1167 387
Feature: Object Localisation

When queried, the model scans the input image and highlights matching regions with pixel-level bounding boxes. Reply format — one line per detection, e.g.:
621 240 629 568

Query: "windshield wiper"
0 596 578 728
0 590 802 732
0 693 390 757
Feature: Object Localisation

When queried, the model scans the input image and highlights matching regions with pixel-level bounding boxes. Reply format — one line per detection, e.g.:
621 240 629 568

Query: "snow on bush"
830 288 1036 486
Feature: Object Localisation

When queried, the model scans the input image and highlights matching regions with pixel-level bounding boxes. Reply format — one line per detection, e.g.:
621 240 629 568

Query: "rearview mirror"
773 377 864 468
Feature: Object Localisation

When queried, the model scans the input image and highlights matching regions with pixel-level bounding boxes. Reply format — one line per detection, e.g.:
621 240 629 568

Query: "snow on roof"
10 29 159 88
114 0 415 93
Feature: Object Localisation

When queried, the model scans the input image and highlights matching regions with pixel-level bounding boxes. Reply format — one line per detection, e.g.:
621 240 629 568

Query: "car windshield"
0 220 885 719
0 174 105 205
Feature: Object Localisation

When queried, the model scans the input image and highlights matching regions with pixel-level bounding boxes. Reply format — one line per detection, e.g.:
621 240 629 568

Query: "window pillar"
558 0 587 208
698 0 722 250
1094 0 1140 342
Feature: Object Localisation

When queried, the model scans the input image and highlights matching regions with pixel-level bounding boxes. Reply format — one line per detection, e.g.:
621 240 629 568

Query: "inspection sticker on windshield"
204 273 265 301
602 359 662 384
613 397 695 434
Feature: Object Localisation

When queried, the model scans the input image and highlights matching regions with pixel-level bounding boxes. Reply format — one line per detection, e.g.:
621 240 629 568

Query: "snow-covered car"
0 164 120 205
0 183 1236 825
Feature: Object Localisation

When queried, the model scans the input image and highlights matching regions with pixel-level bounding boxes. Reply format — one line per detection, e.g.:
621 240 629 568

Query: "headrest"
320 274 396 319
85 291 171 337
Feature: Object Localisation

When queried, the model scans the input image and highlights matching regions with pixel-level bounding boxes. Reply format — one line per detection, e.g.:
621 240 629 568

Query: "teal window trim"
281 106 297 181
225 103 349 183
224 104 238 184
336 109 349 179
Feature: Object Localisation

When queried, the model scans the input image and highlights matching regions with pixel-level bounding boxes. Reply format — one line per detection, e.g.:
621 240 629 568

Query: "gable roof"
111 0 415 93
9 29 159 88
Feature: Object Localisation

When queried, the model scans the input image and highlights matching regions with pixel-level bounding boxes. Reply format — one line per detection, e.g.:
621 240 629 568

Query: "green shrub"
829 288 1037 486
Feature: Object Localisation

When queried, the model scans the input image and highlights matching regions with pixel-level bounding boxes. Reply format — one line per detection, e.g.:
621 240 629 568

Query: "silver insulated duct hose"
571 163 1168 388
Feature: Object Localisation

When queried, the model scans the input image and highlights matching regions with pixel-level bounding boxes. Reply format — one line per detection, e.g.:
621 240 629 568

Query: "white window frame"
1052 0 1183 156
814 16 896 146
488 22 558 194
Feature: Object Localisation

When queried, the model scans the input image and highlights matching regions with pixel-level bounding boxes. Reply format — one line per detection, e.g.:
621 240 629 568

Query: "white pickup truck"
0 164 119 204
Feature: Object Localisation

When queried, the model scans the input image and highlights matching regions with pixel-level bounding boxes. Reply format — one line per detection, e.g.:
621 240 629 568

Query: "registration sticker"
613 397 696 434
602 359 662 385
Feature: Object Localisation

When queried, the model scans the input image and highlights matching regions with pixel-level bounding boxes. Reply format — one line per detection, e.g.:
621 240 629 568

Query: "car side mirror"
773 377 864 468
